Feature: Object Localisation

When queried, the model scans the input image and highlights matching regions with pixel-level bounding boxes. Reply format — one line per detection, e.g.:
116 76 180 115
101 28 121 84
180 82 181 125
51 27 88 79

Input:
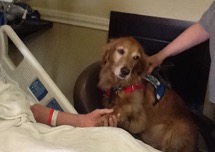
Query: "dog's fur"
98 37 198 152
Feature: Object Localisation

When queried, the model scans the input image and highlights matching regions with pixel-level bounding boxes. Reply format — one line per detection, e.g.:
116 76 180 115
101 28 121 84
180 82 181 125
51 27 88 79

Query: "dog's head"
101 37 148 80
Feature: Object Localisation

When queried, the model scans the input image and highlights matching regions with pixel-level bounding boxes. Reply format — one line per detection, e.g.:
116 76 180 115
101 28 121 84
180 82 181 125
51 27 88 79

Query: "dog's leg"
141 122 197 152
162 122 197 152
140 123 170 150
112 104 147 134
118 114 147 134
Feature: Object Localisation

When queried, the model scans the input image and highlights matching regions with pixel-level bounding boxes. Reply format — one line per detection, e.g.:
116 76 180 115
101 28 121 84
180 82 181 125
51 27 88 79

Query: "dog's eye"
133 56 140 60
117 49 124 55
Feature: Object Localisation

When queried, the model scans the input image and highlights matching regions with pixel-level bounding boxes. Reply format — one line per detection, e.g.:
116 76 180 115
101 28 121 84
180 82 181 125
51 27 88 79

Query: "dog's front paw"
102 112 120 127
111 109 127 123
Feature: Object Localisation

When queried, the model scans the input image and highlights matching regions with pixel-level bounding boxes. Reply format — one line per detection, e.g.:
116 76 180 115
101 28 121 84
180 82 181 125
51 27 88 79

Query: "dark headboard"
108 11 210 112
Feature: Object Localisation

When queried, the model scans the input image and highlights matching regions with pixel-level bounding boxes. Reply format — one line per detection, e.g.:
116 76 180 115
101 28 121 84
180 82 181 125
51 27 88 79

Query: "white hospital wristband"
51 110 59 126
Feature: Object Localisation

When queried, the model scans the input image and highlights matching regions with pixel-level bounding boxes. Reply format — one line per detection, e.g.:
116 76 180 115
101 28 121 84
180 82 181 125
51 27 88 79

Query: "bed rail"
0 25 77 113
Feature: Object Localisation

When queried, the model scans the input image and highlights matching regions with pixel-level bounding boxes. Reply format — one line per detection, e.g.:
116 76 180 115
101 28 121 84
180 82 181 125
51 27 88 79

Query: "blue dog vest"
144 74 165 101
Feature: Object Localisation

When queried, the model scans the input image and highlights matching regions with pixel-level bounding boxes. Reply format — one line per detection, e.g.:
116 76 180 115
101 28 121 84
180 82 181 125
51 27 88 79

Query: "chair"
73 61 103 114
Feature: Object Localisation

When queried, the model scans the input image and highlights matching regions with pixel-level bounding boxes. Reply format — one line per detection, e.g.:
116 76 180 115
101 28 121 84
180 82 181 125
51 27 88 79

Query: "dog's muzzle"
119 67 130 78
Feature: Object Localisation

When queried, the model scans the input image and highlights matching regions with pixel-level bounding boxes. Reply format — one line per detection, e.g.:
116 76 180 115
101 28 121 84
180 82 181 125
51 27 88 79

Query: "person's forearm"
31 104 83 127
31 104 118 127
159 23 209 60
56 111 84 127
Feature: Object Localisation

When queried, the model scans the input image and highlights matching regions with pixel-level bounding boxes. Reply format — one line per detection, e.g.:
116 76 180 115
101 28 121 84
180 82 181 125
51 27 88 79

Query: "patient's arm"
31 104 118 127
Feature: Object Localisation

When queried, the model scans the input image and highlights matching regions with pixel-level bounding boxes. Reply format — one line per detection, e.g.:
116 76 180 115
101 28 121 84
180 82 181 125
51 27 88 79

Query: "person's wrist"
158 50 168 63
75 114 86 127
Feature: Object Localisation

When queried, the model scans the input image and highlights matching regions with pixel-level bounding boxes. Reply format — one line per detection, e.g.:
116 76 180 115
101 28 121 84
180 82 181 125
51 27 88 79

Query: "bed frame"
0 25 77 113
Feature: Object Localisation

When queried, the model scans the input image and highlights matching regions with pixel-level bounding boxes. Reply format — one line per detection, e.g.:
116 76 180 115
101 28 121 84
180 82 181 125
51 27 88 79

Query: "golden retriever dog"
98 37 198 152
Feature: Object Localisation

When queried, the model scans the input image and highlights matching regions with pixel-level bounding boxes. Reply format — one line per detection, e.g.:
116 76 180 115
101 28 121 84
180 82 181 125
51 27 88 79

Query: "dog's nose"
120 67 130 76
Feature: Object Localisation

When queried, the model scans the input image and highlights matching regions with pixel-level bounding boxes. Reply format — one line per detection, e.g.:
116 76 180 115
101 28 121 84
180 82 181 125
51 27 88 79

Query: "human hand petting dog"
146 53 164 74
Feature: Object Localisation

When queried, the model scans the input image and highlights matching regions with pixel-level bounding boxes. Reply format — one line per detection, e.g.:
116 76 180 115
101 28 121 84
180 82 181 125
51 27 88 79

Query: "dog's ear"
101 39 116 64
134 50 149 76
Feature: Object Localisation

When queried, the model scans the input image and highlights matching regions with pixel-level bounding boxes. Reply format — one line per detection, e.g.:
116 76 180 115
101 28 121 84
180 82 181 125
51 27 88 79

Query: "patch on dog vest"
144 74 165 101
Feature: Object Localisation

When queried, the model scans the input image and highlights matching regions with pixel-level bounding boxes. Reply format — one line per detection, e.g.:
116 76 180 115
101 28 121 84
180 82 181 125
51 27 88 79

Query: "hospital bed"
0 25 161 152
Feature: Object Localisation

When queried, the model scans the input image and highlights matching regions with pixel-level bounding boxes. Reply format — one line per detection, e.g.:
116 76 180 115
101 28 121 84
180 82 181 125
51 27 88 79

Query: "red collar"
103 85 145 96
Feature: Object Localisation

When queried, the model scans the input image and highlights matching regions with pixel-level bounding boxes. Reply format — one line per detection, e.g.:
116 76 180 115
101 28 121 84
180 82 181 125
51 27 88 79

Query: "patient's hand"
79 109 119 127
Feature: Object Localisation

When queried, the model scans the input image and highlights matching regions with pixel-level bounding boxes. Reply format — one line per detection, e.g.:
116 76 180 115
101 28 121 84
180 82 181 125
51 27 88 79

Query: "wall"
24 0 213 106
22 23 107 105
29 0 213 31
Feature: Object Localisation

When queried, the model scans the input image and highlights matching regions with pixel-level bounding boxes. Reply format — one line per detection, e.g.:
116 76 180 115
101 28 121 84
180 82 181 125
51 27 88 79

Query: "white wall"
29 0 213 31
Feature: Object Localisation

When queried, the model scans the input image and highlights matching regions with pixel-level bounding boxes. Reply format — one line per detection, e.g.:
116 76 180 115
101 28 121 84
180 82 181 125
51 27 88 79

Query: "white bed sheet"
0 81 160 152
